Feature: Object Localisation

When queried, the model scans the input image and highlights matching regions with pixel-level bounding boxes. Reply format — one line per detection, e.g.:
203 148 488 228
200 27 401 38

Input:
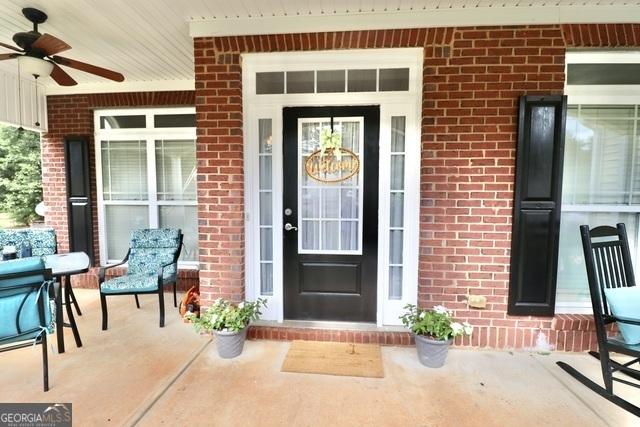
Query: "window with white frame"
95 108 198 265
557 51 640 313
558 104 640 311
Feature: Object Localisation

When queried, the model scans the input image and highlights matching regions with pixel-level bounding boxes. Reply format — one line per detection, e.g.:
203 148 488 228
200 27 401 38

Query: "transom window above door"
95 108 198 266
255 68 410 95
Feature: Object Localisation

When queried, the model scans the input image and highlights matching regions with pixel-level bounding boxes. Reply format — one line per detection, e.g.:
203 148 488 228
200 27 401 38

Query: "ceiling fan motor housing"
12 32 41 52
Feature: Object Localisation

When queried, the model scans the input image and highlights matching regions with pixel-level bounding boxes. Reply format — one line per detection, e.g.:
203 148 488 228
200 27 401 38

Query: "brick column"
194 40 245 305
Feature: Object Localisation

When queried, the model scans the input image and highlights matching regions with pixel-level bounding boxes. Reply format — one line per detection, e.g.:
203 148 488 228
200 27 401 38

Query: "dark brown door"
283 106 379 322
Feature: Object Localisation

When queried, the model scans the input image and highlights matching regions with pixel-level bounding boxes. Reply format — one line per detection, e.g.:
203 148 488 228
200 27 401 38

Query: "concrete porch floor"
0 290 638 426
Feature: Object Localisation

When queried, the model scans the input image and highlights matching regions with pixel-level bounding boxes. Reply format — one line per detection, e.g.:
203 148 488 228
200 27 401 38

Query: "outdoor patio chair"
98 228 183 329
557 223 640 416
0 257 55 391
0 228 82 317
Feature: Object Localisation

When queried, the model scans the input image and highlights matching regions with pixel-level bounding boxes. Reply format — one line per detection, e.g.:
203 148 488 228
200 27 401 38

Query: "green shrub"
0 125 42 225
400 304 473 341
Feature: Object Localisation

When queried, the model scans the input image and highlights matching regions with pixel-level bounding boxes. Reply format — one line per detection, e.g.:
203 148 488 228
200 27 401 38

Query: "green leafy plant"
0 125 42 225
400 304 473 341
190 298 267 333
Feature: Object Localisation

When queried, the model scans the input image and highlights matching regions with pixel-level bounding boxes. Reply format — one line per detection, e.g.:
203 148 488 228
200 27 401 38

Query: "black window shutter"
508 95 567 316
64 136 95 265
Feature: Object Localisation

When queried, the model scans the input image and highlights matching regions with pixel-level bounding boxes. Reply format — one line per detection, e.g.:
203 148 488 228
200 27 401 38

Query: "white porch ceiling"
0 1 638 95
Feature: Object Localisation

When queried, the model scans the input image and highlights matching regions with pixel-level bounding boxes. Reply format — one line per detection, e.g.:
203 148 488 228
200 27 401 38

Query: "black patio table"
43 252 90 354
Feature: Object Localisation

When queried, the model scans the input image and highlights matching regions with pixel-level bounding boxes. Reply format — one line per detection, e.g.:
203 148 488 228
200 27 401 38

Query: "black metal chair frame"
0 268 54 392
557 223 640 416
98 233 183 329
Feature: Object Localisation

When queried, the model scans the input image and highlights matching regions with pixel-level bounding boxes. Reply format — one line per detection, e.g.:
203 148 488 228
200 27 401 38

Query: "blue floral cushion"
128 248 177 277
130 229 180 249
26 229 57 256
127 229 180 278
0 228 57 257
101 271 176 294
101 274 159 294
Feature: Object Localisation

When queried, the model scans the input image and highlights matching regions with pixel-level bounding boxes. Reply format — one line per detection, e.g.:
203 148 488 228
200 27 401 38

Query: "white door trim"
242 48 423 326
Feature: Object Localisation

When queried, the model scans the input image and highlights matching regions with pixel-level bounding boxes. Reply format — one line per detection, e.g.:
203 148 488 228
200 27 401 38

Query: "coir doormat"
281 340 384 378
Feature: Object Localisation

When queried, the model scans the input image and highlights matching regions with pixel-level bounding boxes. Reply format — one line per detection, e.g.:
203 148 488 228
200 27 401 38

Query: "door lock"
284 223 298 232
284 208 293 216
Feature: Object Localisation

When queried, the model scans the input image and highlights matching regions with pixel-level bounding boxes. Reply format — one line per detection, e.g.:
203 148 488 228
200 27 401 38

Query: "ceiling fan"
0 7 124 86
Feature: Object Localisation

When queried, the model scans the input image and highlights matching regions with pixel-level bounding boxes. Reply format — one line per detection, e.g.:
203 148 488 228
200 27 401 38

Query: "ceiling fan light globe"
18 55 53 77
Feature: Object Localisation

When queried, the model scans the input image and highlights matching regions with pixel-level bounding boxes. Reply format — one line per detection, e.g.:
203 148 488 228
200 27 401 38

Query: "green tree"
0 124 43 225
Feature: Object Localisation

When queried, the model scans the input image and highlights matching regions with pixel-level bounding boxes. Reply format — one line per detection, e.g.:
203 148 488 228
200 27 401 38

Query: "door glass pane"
347 69 376 92
259 157 272 190
317 70 345 93
340 221 358 251
302 220 320 250
379 68 410 91
259 192 272 225
389 116 406 300
390 193 404 227
321 221 339 250
389 230 403 264
105 205 149 260
260 263 273 295
341 189 358 219
286 71 314 94
159 205 198 261
299 118 363 253
260 228 273 261
389 266 403 299
258 119 273 295
155 140 196 201
101 140 148 201
390 155 405 191
256 72 284 94
321 188 340 218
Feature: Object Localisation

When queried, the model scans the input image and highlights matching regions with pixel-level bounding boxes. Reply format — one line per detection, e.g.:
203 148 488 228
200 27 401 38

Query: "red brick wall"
43 91 197 289
193 24 639 351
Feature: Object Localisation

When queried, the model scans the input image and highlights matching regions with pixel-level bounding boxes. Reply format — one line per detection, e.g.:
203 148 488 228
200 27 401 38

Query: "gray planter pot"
214 327 248 359
414 334 453 368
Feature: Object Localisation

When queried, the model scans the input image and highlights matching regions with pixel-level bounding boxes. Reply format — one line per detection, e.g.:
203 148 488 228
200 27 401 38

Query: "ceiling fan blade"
0 41 23 52
50 64 77 86
32 33 71 55
0 53 18 61
52 55 124 82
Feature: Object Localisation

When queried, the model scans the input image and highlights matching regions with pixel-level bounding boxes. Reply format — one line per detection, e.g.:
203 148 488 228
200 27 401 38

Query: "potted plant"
190 298 266 359
400 304 473 368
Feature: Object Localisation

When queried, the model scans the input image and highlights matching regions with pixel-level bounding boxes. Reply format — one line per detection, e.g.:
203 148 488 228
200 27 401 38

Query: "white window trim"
559 54 640 312
242 48 423 326
94 107 198 268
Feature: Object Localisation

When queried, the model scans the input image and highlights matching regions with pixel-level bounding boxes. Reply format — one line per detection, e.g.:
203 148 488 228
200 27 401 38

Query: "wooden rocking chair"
557 223 640 416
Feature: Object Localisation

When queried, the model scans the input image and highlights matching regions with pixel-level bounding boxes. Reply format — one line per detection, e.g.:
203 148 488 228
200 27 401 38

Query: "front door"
283 106 379 322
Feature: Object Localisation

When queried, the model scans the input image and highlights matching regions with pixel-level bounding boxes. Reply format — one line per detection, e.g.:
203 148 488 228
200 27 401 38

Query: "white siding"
0 69 47 132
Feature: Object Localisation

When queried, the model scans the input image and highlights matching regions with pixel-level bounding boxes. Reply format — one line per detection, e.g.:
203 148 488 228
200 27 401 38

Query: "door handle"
284 223 298 232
